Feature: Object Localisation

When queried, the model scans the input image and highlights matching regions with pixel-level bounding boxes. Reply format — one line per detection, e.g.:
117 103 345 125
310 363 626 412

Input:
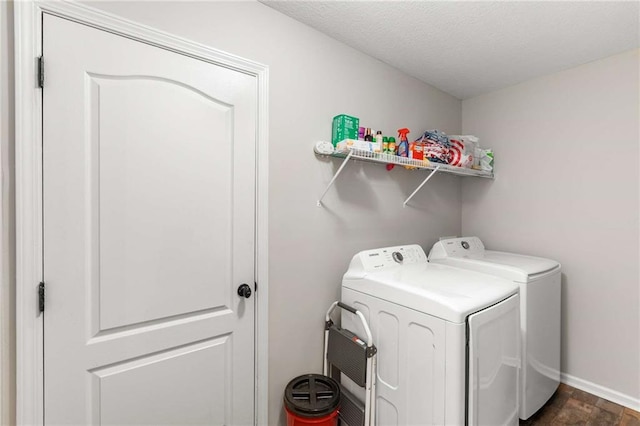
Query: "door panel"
92 337 230 425
43 13 256 425
92 75 233 331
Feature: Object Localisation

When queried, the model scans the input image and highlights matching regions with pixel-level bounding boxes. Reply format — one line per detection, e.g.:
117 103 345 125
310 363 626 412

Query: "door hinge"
38 282 45 313
37 56 44 88
254 282 257 292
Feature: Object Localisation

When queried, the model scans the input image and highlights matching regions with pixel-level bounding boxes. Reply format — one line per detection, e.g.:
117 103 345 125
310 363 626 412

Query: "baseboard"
561 372 640 411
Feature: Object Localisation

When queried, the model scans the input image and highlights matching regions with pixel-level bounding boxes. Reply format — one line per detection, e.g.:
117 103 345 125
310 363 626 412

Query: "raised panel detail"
377 396 398 426
90 337 231 425
87 75 235 333
406 322 436 425
377 311 399 388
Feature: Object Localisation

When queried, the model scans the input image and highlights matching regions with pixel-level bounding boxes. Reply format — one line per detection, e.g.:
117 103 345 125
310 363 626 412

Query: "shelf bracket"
317 150 354 207
403 165 441 207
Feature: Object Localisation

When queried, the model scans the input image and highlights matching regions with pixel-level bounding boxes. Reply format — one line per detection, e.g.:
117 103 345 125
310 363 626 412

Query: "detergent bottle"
397 128 410 157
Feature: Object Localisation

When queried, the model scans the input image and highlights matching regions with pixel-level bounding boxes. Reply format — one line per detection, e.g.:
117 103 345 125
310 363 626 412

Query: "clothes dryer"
341 244 520 425
428 237 561 420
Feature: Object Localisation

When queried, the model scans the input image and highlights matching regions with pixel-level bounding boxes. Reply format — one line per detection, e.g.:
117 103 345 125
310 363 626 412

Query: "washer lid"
428 237 560 282
432 251 559 282
483 251 559 276
342 262 518 323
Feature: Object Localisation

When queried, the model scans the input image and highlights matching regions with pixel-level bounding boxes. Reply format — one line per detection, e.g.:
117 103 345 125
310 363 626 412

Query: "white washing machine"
428 237 561 420
341 244 520 425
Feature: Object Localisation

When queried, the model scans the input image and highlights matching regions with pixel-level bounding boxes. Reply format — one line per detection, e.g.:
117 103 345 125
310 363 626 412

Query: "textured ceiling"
261 1 640 99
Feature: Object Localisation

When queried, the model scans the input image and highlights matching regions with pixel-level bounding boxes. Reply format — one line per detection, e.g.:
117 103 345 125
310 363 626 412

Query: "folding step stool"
323 301 377 426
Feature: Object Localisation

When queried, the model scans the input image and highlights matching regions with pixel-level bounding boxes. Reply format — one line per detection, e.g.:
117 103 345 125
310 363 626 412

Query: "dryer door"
467 294 520 426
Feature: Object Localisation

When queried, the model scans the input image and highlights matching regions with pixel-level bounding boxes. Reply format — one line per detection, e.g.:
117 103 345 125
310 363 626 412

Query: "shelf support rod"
317 150 354 207
403 165 441 207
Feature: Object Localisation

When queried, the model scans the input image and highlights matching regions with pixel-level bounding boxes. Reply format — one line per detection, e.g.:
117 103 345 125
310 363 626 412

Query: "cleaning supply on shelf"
448 137 473 168
364 128 373 142
382 136 389 153
358 127 365 141
375 131 383 153
397 128 410 157
410 140 424 160
414 129 451 164
388 137 396 154
332 114 360 147
479 149 494 172
468 136 482 169
448 135 482 168
335 139 377 153
423 129 450 146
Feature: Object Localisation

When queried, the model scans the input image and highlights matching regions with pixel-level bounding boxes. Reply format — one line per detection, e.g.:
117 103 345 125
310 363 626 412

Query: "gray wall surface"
462 49 640 403
2 2 462 424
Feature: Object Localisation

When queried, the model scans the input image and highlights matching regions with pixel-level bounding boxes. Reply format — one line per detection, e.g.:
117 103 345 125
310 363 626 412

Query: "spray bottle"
397 128 410 157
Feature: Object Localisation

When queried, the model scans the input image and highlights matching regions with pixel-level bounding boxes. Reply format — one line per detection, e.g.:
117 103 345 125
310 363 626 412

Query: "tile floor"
520 383 640 425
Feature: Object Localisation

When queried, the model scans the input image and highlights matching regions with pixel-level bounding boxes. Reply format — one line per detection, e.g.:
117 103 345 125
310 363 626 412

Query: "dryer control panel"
429 236 485 260
345 244 427 277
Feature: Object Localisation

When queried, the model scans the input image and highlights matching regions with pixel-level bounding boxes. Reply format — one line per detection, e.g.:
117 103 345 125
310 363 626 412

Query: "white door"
43 14 257 425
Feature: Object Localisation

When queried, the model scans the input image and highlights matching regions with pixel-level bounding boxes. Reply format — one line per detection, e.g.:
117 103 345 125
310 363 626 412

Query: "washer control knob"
392 252 404 263
461 241 470 250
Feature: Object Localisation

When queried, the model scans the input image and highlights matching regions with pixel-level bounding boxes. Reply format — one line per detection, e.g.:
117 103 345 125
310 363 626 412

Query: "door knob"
237 283 252 298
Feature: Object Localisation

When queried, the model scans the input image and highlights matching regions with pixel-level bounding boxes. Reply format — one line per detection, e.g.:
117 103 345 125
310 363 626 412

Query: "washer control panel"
352 244 427 273
428 236 485 260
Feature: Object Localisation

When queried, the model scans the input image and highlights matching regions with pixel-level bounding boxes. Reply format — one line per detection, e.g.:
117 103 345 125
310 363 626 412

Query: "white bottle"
375 131 383 153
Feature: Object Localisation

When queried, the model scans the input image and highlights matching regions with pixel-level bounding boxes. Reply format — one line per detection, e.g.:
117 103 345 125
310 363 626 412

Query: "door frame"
14 1 270 425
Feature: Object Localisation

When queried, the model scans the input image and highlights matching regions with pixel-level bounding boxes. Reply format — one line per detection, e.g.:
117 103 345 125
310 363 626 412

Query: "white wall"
462 49 640 407
0 1 16 425
3 2 463 424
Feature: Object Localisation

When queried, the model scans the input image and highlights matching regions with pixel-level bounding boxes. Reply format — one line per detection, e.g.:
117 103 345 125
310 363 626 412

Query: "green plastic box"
332 114 359 147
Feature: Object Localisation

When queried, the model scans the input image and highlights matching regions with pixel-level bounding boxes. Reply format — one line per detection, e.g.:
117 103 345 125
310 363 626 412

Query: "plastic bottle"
364 128 373 142
388 137 396 154
375 131 383 153
382 136 389 153
397 128 410 157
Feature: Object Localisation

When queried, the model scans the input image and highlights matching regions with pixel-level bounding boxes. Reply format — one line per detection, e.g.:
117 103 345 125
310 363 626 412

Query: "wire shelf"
315 143 494 207
325 148 493 178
